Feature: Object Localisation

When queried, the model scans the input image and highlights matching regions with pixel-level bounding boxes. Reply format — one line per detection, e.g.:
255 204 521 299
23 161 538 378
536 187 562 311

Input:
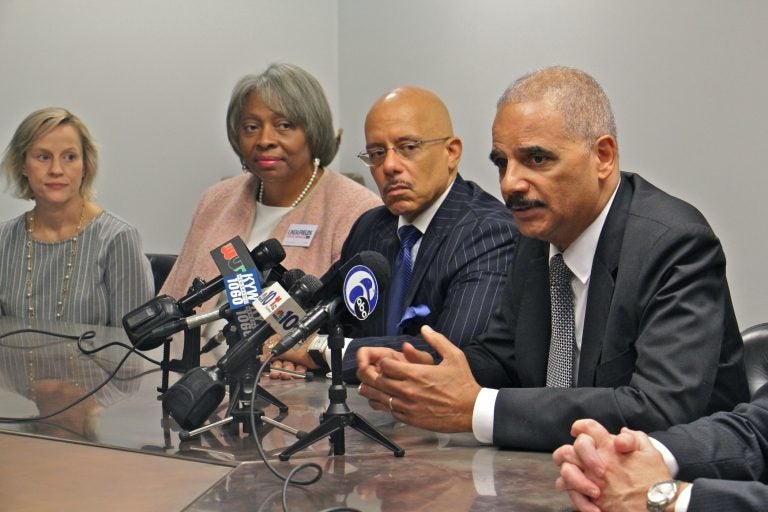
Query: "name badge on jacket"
282 224 318 247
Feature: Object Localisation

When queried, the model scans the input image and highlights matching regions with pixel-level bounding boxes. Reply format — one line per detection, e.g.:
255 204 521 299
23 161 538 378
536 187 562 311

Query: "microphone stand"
278 321 405 460
175 357 295 441
157 326 202 394
224 360 289 435
180 370 299 442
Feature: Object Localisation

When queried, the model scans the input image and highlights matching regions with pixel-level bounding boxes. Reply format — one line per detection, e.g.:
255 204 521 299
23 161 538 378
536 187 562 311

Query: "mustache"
383 180 413 194
505 194 546 210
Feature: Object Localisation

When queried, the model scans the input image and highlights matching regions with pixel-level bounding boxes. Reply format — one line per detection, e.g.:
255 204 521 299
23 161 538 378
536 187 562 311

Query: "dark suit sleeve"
685 480 768 511
648 386 768 510
341 215 517 380
476 221 745 450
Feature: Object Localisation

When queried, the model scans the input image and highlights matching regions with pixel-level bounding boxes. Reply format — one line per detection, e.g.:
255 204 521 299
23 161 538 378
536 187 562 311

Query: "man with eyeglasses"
356 66 748 453
268 86 518 381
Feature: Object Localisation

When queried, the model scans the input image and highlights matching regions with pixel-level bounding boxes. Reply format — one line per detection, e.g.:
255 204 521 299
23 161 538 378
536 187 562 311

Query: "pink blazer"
160 170 381 312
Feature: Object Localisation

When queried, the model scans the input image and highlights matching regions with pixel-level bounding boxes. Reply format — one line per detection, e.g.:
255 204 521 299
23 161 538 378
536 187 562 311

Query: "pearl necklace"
258 158 320 207
25 204 86 319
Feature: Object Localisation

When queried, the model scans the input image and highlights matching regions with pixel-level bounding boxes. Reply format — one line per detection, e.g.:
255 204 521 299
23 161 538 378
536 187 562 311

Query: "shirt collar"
549 180 621 285
397 175 456 236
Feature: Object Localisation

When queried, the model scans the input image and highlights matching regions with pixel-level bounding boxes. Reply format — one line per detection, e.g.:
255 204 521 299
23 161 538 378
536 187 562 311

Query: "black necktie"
546 254 574 388
386 225 422 336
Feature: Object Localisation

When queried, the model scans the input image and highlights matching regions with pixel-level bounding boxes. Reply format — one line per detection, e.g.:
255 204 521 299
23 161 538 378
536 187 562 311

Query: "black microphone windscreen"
295 274 323 296
355 250 391 288
162 367 225 430
282 268 306 289
252 238 286 269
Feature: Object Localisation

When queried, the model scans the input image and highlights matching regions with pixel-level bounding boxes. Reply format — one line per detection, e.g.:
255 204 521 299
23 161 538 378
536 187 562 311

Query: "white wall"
0 0 339 252
337 0 768 330
2 0 767 329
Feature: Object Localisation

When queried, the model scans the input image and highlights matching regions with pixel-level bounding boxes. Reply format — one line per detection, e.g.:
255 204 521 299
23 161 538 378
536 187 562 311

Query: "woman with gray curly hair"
160 63 381 356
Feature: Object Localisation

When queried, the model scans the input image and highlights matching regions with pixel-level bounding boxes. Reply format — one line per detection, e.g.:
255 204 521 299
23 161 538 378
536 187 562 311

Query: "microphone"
164 268 311 357
199 268 307 355
176 238 286 314
200 330 229 355
216 274 323 375
122 239 286 350
144 303 233 342
163 274 323 430
270 251 389 357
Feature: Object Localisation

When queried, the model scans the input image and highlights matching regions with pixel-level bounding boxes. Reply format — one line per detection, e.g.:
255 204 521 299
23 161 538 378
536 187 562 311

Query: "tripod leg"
278 415 346 461
255 385 288 412
329 428 345 456
348 413 405 457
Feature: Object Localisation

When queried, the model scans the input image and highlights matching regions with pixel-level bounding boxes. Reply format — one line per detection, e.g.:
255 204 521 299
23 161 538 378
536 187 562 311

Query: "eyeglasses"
357 137 451 167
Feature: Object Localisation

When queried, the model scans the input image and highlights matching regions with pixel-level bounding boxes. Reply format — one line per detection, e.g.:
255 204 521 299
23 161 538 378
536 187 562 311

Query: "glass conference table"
0 316 571 511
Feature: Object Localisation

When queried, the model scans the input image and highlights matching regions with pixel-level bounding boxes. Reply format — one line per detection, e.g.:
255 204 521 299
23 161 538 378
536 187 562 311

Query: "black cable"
0 327 163 367
0 327 93 347
249 355 361 512
0 328 145 423
76 337 162 366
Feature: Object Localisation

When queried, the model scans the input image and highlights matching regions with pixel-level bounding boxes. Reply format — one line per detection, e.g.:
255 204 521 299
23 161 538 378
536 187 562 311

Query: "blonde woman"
0 107 153 326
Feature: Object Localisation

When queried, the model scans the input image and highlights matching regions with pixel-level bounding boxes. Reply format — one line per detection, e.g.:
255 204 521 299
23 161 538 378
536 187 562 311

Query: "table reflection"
0 316 146 443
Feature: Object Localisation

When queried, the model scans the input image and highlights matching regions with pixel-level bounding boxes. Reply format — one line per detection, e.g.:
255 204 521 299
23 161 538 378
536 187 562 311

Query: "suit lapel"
343 210 400 336
405 227 446 306
577 175 632 386
514 243 550 386
405 177 469 306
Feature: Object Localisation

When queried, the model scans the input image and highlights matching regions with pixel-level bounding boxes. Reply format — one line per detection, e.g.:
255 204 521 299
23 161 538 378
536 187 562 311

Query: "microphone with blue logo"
270 250 389 357
274 250 405 461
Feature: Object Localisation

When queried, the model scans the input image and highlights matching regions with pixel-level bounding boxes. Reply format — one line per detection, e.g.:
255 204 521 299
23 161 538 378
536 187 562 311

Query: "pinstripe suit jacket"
333 174 518 381
651 383 768 511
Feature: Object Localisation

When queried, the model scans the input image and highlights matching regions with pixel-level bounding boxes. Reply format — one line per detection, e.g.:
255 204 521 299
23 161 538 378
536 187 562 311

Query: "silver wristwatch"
307 334 329 370
646 479 680 512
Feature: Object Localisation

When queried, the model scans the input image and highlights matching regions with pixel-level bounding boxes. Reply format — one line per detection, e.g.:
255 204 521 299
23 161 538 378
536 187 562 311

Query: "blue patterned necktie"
546 254 575 387
386 225 422 336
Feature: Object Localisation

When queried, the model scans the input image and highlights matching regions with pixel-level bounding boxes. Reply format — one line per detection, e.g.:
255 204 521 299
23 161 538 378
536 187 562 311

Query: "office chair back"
742 322 768 398
146 253 178 295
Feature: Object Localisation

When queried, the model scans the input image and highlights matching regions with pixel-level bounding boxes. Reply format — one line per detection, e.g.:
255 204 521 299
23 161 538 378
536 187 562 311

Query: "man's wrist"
647 479 683 512
668 482 691 512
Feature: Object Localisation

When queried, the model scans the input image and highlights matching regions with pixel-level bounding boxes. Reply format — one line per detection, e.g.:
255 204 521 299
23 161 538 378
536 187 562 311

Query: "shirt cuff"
674 484 692 512
649 437 680 477
472 388 498 444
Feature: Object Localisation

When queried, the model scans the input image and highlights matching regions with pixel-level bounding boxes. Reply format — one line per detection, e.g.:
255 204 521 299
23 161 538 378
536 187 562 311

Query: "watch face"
648 481 676 502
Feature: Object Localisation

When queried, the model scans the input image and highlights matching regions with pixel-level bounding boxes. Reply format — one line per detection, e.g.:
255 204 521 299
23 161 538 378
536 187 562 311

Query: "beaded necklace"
257 158 320 207
24 204 86 319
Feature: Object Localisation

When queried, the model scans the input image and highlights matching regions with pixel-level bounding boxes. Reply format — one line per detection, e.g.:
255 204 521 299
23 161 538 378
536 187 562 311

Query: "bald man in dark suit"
269 87 518 381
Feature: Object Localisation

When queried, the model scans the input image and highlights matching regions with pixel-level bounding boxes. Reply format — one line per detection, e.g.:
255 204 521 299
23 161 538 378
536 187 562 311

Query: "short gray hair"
226 63 338 166
498 66 617 147
1 107 99 200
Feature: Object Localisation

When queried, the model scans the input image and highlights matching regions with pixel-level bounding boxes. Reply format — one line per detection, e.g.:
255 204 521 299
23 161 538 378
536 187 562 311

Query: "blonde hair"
1 107 99 200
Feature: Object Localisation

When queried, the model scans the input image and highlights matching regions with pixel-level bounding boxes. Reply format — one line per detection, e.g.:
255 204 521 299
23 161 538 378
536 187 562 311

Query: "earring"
313 158 320 172
241 160 248 173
